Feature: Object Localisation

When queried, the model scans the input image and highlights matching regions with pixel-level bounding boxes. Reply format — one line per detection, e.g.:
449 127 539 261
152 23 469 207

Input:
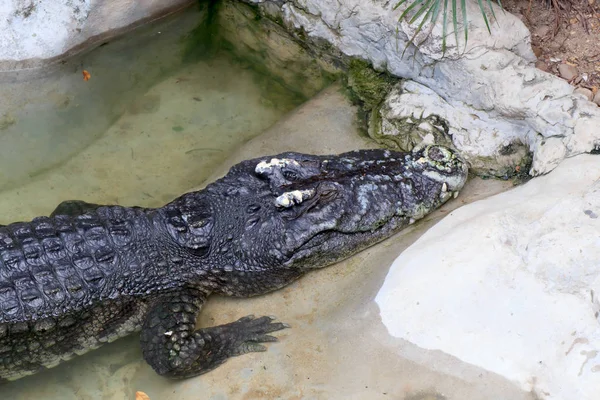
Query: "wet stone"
574 87 593 101
535 60 549 72
558 64 578 81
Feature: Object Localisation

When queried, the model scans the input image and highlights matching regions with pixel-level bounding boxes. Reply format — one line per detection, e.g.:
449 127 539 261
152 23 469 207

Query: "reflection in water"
0 55 304 223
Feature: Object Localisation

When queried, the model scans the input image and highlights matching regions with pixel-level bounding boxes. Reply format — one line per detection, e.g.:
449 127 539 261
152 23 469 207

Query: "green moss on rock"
181 0 222 62
346 59 397 111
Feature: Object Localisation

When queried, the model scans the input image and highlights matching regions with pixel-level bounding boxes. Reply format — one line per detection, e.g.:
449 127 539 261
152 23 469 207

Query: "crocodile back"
0 206 156 324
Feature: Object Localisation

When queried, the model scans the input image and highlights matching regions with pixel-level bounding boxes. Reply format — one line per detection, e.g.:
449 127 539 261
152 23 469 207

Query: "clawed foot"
141 292 291 378
227 315 290 356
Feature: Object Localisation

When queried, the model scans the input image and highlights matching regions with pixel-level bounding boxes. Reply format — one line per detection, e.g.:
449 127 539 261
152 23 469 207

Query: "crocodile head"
163 146 467 278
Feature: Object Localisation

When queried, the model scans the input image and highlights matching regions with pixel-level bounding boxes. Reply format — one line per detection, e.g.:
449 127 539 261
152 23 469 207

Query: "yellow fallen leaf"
82 70 91 81
135 391 150 400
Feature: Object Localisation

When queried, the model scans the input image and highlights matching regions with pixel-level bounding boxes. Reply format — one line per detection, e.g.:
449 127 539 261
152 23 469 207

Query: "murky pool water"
0 6 310 400
0 7 305 224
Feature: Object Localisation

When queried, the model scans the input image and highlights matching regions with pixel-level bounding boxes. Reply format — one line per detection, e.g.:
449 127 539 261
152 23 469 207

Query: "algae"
215 1 339 101
182 0 222 62
346 59 397 111
0 113 16 131
343 59 398 137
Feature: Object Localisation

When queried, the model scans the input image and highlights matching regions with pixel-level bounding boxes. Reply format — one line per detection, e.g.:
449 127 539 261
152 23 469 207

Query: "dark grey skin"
0 145 467 382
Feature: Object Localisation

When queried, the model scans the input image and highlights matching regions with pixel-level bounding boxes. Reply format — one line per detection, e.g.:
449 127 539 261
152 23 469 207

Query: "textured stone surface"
372 81 531 178
0 0 193 71
245 0 600 176
558 63 578 81
216 1 339 99
376 154 600 400
0 9 208 193
594 91 600 106
574 87 594 101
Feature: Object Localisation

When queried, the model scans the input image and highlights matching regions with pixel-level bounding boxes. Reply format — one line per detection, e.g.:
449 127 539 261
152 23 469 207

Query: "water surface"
0 8 305 223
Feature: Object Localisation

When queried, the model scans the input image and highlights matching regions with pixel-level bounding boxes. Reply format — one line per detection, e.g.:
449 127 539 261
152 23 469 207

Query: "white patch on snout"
275 189 315 208
255 158 301 175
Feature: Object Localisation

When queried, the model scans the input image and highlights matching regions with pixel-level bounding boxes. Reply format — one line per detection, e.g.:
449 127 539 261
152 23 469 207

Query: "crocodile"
0 145 467 382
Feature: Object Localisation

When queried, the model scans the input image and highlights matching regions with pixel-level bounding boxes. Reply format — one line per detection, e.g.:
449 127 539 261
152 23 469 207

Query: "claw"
256 335 279 342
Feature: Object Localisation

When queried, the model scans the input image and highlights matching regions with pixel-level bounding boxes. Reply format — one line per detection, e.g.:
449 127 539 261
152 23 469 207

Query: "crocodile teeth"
440 191 451 200
453 191 459 199
441 182 448 192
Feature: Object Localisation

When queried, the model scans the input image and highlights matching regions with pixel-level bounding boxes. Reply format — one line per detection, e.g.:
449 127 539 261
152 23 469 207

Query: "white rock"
376 154 600 400
376 81 532 175
0 0 192 70
246 0 600 174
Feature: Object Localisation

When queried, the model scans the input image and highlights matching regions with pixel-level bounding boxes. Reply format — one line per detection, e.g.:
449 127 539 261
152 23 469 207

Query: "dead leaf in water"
82 70 91 81
135 391 150 400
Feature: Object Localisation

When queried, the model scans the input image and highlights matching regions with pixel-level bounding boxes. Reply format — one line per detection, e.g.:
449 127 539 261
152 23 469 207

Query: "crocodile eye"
320 189 337 200
425 145 452 162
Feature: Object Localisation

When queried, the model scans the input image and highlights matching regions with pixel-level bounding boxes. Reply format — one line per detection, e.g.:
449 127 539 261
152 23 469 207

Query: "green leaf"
408 0 434 24
461 0 468 47
486 0 498 20
395 0 504 55
442 0 449 54
431 0 442 24
398 0 427 23
452 0 459 49
477 0 492 33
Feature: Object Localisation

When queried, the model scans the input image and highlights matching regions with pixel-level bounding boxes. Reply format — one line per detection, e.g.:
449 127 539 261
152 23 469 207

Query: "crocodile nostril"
246 204 261 214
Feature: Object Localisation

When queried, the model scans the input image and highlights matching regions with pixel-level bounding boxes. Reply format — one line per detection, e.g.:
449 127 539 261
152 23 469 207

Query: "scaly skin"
0 146 468 382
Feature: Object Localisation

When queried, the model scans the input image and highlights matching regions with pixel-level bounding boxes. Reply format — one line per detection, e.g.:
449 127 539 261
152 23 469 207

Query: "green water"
0 7 305 224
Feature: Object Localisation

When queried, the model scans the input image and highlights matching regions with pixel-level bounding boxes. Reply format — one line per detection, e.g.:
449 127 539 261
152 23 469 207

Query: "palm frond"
396 0 503 54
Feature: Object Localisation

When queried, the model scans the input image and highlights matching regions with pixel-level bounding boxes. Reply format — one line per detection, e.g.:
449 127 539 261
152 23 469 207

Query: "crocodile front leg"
140 288 288 379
